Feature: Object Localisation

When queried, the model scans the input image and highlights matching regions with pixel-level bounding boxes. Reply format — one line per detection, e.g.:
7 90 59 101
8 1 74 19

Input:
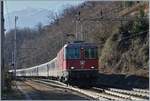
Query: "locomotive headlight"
71 67 75 69
91 66 95 69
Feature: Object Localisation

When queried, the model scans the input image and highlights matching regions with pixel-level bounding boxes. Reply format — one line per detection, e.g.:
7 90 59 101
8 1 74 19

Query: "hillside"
5 1 149 77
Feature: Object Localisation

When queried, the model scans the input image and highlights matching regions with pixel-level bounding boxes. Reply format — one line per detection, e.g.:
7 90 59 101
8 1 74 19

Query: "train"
10 41 99 86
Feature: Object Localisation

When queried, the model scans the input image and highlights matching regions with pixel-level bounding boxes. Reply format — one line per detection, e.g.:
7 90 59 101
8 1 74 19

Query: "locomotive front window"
66 48 80 59
84 48 98 59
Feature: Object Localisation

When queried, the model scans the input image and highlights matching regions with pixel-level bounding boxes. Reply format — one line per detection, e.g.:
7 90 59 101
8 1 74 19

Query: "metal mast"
14 16 18 78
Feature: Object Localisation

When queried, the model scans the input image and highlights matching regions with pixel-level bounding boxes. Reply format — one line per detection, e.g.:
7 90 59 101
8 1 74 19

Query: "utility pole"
1 0 5 90
75 16 78 40
13 16 18 78
75 11 84 41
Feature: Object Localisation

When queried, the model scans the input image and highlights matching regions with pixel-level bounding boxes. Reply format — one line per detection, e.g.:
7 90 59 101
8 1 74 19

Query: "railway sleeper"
105 90 147 101
109 88 149 98
133 88 149 94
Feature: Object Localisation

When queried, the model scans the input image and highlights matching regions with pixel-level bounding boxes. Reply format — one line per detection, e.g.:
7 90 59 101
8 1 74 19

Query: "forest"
5 1 149 77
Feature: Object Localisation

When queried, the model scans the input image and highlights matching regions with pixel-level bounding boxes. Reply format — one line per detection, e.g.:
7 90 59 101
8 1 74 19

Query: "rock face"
96 73 149 89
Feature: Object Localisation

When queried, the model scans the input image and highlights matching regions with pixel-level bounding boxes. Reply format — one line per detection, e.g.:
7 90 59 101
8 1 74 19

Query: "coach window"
67 48 80 59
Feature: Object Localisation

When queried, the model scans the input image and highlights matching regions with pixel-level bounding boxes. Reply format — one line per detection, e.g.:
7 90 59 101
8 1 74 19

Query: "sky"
4 0 85 14
4 0 85 31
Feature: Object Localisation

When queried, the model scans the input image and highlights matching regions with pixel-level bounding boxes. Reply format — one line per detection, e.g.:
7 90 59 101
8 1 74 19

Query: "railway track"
92 87 149 101
108 88 149 99
133 88 149 94
29 79 149 101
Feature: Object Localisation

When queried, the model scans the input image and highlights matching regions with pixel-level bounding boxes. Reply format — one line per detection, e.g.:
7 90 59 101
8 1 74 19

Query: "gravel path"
12 80 92 100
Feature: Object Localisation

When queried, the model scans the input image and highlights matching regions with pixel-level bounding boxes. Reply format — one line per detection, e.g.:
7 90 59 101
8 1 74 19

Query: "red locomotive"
57 41 99 85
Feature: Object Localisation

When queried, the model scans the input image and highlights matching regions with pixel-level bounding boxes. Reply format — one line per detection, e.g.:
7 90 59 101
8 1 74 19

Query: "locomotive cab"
61 42 99 85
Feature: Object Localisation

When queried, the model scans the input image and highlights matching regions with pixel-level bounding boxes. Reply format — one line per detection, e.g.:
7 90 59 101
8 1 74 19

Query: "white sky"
4 0 85 14
4 0 85 31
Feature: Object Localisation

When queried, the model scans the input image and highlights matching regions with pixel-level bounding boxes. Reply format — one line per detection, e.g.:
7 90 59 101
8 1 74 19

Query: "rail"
29 79 149 101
